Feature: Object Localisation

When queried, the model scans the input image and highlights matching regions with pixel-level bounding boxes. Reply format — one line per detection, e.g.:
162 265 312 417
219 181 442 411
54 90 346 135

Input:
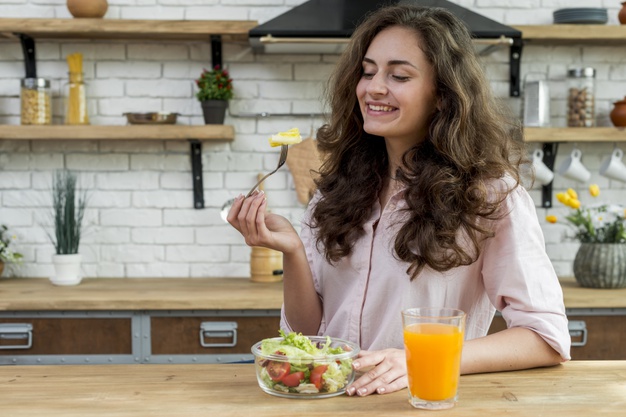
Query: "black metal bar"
509 37 523 97
190 140 205 209
541 142 558 208
17 34 37 78
211 35 222 69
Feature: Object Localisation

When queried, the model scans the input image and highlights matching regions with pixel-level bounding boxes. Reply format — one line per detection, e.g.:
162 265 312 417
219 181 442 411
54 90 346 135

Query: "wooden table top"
0 276 624 311
0 278 283 311
0 361 623 416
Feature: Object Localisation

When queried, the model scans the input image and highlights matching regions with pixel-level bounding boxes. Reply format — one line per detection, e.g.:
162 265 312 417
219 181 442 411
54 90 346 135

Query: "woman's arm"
281 241 322 335
461 326 563 374
227 192 322 334
346 326 562 397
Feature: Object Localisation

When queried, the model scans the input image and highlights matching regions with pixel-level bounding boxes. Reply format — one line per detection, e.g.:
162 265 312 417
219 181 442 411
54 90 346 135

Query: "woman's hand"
346 349 407 396
226 191 301 254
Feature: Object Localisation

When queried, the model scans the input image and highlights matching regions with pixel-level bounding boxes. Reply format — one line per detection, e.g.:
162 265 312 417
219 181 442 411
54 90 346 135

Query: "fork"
220 144 289 222
245 144 289 197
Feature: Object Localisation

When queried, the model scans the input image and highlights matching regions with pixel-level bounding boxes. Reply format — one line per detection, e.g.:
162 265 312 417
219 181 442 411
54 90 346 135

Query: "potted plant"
48 170 88 286
195 65 233 124
0 225 23 277
546 184 626 288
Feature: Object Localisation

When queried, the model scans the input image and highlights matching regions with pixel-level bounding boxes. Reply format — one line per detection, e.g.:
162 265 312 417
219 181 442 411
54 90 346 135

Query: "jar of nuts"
567 67 596 128
20 78 51 125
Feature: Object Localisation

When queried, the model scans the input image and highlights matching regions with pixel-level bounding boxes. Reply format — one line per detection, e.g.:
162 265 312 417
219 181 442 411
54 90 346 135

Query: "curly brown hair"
311 5 526 279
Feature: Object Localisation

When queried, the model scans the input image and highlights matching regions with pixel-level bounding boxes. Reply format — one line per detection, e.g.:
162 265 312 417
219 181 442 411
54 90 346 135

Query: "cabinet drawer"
488 314 626 360
0 317 132 355
150 315 280 355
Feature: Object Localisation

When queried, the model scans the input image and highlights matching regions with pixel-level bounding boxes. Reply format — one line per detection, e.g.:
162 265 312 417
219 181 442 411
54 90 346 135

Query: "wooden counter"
0 361 623 416
1 276 625 311
0 278 283 311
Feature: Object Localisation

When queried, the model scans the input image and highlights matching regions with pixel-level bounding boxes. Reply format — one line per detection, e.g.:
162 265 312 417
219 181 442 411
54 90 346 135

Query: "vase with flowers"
546 184 626 288
195 65 233 124
0 225 23 277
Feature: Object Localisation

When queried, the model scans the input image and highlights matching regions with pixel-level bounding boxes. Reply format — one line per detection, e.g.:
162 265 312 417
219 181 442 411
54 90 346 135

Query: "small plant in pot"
195 65 233 124
0 225 23 277
48 170 88 286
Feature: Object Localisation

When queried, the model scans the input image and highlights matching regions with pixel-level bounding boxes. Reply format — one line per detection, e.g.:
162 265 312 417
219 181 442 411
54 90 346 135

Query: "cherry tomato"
266 360 290 381
309 365 328 390
281 371 305 387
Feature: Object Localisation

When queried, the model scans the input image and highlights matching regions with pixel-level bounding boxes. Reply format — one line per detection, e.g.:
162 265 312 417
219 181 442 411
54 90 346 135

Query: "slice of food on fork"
268 128 302 147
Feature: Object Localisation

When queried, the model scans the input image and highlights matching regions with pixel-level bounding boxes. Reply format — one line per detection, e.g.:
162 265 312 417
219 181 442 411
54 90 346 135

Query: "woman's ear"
435 97 442 112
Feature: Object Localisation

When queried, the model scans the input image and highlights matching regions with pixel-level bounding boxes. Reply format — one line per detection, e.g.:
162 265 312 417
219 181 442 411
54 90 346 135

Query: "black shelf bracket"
509 37 523 97
189 35 222 210
189 140 205 209
541 142 558 208
211 34 222 69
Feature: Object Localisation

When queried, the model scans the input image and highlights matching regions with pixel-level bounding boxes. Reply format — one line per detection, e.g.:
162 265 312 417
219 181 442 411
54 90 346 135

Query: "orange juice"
403 322 464 401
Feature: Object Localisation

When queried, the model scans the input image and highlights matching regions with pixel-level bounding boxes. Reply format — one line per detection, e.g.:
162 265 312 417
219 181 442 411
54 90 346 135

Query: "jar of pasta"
64 72 89 125
20 78 51 125
567 67 596 127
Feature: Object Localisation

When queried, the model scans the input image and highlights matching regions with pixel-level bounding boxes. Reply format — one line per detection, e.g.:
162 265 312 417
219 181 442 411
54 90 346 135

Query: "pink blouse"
281 179 571 361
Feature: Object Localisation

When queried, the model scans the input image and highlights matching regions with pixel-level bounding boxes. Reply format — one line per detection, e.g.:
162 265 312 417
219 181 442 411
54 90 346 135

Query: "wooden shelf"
0 18 257 42
515 25 626 44
0 125 235 141
524 127 626 143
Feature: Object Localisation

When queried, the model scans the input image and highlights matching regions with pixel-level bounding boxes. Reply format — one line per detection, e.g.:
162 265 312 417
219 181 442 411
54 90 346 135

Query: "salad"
254 331 357 396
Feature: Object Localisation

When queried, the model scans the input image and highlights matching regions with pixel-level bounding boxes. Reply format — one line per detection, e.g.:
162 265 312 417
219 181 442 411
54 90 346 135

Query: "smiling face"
356 26 438 149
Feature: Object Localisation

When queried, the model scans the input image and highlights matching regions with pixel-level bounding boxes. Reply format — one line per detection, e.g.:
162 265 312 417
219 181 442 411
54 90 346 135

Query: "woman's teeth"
369 104 394 112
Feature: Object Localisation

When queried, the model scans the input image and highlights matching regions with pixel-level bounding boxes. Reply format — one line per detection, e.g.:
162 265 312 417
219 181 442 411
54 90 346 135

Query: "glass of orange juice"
401 308 466 410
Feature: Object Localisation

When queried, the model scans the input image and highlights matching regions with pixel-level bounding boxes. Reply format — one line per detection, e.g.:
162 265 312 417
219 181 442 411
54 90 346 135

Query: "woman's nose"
366 74 387 95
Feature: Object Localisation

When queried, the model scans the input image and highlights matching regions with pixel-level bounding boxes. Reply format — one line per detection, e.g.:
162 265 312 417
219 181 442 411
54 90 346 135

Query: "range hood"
249 0 523 96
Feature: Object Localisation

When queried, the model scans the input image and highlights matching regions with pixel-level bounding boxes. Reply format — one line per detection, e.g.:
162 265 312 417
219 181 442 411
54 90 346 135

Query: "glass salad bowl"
251 334 360 399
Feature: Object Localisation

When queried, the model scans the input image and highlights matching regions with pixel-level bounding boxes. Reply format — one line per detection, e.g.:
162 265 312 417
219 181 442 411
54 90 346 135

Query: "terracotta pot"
610 97 626 127
573 243 626 288
67 0 108 18
620 2 626 24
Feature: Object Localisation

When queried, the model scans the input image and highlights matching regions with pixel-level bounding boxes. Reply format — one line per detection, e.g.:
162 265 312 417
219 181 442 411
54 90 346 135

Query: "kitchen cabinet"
0 278 282 365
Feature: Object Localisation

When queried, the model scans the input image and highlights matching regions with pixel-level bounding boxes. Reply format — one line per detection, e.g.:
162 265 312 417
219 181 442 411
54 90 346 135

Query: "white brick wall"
1 0 625 279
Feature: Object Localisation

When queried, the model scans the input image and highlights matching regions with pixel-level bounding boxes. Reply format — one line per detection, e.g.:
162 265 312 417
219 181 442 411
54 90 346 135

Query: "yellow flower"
567 188 578 199
546 215 558 224
568 199 581 209
556 192 570 205
589 184 600 197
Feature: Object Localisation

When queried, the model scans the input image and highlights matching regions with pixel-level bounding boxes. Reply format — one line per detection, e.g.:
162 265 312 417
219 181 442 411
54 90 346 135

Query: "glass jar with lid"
567 67 596 127
20 78 52 125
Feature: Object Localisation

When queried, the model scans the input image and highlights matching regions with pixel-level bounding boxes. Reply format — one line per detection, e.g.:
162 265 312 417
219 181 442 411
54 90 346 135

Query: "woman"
227 5 570 397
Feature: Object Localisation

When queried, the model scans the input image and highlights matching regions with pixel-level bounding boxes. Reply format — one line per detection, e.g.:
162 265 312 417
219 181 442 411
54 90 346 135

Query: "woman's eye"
362 72 374 79
392 75 410 81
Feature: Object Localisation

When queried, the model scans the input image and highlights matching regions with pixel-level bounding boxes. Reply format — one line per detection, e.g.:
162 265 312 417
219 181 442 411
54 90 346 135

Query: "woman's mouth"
368 104 396 112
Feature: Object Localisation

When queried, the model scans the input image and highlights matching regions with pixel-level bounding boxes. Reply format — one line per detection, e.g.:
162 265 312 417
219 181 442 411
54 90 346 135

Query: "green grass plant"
50 170 87 255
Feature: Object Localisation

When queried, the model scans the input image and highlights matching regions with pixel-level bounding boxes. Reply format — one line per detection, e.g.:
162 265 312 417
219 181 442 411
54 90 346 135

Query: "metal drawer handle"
569 320 587 347
0 323 33 350
199 321 237 348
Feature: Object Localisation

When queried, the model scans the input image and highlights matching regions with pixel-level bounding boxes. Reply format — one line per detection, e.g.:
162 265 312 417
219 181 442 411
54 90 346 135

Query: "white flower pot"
51 254 82 286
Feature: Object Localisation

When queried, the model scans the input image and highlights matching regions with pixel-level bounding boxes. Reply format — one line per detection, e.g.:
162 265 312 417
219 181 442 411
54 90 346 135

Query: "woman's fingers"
346 349 407 396
226 194 245 229
233 191 269 246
